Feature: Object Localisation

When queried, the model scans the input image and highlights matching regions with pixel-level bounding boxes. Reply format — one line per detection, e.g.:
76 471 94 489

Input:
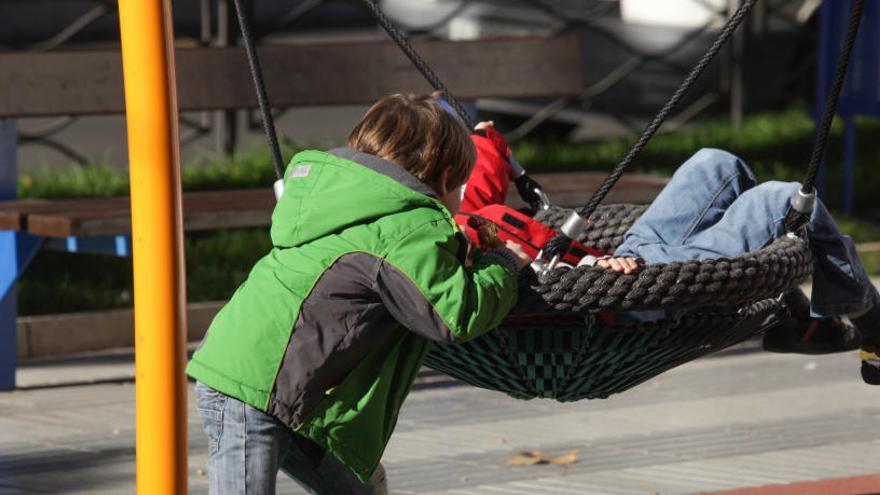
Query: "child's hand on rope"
502 240 533 271
466 216 532 272
596 257 641 275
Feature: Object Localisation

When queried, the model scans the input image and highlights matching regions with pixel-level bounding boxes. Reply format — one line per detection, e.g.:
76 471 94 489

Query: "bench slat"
24 189 275 237
0 198 131 232
2 173 669 238
0 35 583 117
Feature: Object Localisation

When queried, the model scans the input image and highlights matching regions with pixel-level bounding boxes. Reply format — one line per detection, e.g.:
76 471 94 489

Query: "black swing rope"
225 0 861 402
234 0 760 214
540 0 759 261
526 0 868 315
358 0 477 131
231 0 480 180
783 0 866 231
804 0 866 196
231 0 286 181
578 0 758 220
544 0 867 259
350 0 810 315
359 0 548 210
235 0 863 263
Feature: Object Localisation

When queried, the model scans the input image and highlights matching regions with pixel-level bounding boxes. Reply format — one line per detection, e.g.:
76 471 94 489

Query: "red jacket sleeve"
455 205 607 264
461 134 512 212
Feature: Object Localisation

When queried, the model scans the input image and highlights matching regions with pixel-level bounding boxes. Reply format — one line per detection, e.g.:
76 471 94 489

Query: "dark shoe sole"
862 346 880 385
763 340 861 355
861 363 880 385
763 328 861 354
762 319 861 355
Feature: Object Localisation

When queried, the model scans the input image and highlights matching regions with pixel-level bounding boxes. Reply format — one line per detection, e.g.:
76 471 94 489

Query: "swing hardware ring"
560 212 590 239
534 187 552 211
790 188 817 214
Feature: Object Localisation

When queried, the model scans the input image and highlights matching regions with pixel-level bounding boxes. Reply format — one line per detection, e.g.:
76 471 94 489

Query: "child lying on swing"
457 116 880 387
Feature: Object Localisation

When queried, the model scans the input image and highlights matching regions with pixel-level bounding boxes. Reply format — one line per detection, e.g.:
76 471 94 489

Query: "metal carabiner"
533 250 561 279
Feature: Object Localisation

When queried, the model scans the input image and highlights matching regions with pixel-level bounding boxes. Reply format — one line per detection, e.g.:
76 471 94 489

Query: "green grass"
16 146 289 315
20 108 880 210
18 145 299 199
185 228 273 301
18 163 131 199
834 216 880 276
19 228 272 315
513 108 818 175
14 108 880 315
513 108 880 209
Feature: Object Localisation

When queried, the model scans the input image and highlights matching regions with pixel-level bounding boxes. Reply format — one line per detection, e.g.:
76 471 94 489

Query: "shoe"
861 345 880 385
763 316 861 354
762 290 861 354
851 305 880 385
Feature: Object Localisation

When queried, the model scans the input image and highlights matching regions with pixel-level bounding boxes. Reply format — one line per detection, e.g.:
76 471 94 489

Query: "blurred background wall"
0 0 821 171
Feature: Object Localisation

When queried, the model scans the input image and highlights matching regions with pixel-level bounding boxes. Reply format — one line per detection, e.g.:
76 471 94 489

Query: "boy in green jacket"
187 93 531 494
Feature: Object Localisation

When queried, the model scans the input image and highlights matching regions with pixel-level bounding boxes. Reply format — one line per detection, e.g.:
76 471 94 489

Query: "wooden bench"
0 35 583 116
0 189 275 238
0 33 586 389
0 173 667 239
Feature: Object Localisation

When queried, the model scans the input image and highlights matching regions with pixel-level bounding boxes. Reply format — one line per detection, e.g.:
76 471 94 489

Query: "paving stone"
2 348 879 494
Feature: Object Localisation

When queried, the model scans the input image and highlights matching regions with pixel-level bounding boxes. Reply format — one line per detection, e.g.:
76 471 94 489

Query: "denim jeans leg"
806 199 880 317
615 148 757 260
280 439 388 495
649 180 879 317
671 180 796 260
195 382 291 495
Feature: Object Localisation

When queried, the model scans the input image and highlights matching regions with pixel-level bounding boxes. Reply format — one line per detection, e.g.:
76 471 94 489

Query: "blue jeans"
195 381 387 495
614 148 879 317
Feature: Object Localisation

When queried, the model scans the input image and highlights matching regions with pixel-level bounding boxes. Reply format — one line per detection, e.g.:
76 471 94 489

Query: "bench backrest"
0 34 583 118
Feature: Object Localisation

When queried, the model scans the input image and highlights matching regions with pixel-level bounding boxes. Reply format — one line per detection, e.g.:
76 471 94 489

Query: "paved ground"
2 345 879 494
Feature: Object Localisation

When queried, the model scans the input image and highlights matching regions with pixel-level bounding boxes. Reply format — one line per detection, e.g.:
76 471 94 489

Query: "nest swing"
232 0 866 401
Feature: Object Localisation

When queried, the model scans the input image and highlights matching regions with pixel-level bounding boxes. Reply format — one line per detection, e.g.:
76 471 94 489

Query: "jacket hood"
270 148 447 248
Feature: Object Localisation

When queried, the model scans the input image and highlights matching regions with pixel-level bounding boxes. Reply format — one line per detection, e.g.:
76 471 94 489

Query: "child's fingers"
597 257 640 274
597 259 620 272
503 240 533 268
607 258 624 272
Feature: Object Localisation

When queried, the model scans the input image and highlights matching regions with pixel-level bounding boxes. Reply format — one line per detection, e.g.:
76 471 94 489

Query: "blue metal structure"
0 119 132 389
816 0 879 213
0 120 43 391
0 119 17 390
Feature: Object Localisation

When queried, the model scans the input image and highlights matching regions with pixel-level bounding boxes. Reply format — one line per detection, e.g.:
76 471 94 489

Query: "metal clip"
273 178 285 202
790 188 816 214
560 212 589 240
533 250 560 279
534 187 552 211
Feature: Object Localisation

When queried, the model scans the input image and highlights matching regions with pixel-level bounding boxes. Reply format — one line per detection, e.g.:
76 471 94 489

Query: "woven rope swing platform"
423 205 813 401
234 0 866 401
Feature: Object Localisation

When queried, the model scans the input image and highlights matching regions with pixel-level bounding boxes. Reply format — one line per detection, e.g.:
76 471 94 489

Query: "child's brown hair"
347 93 476 192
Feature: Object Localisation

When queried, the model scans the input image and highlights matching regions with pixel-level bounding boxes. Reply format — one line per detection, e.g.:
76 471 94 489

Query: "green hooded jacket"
186 148 518 481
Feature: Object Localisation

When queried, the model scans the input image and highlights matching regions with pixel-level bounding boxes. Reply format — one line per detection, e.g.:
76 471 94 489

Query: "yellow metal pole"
117 0 188 493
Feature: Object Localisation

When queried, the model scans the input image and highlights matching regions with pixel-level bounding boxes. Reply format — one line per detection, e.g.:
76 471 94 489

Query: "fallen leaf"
507 450 547 465
507 449 580 466
548 449 579 465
